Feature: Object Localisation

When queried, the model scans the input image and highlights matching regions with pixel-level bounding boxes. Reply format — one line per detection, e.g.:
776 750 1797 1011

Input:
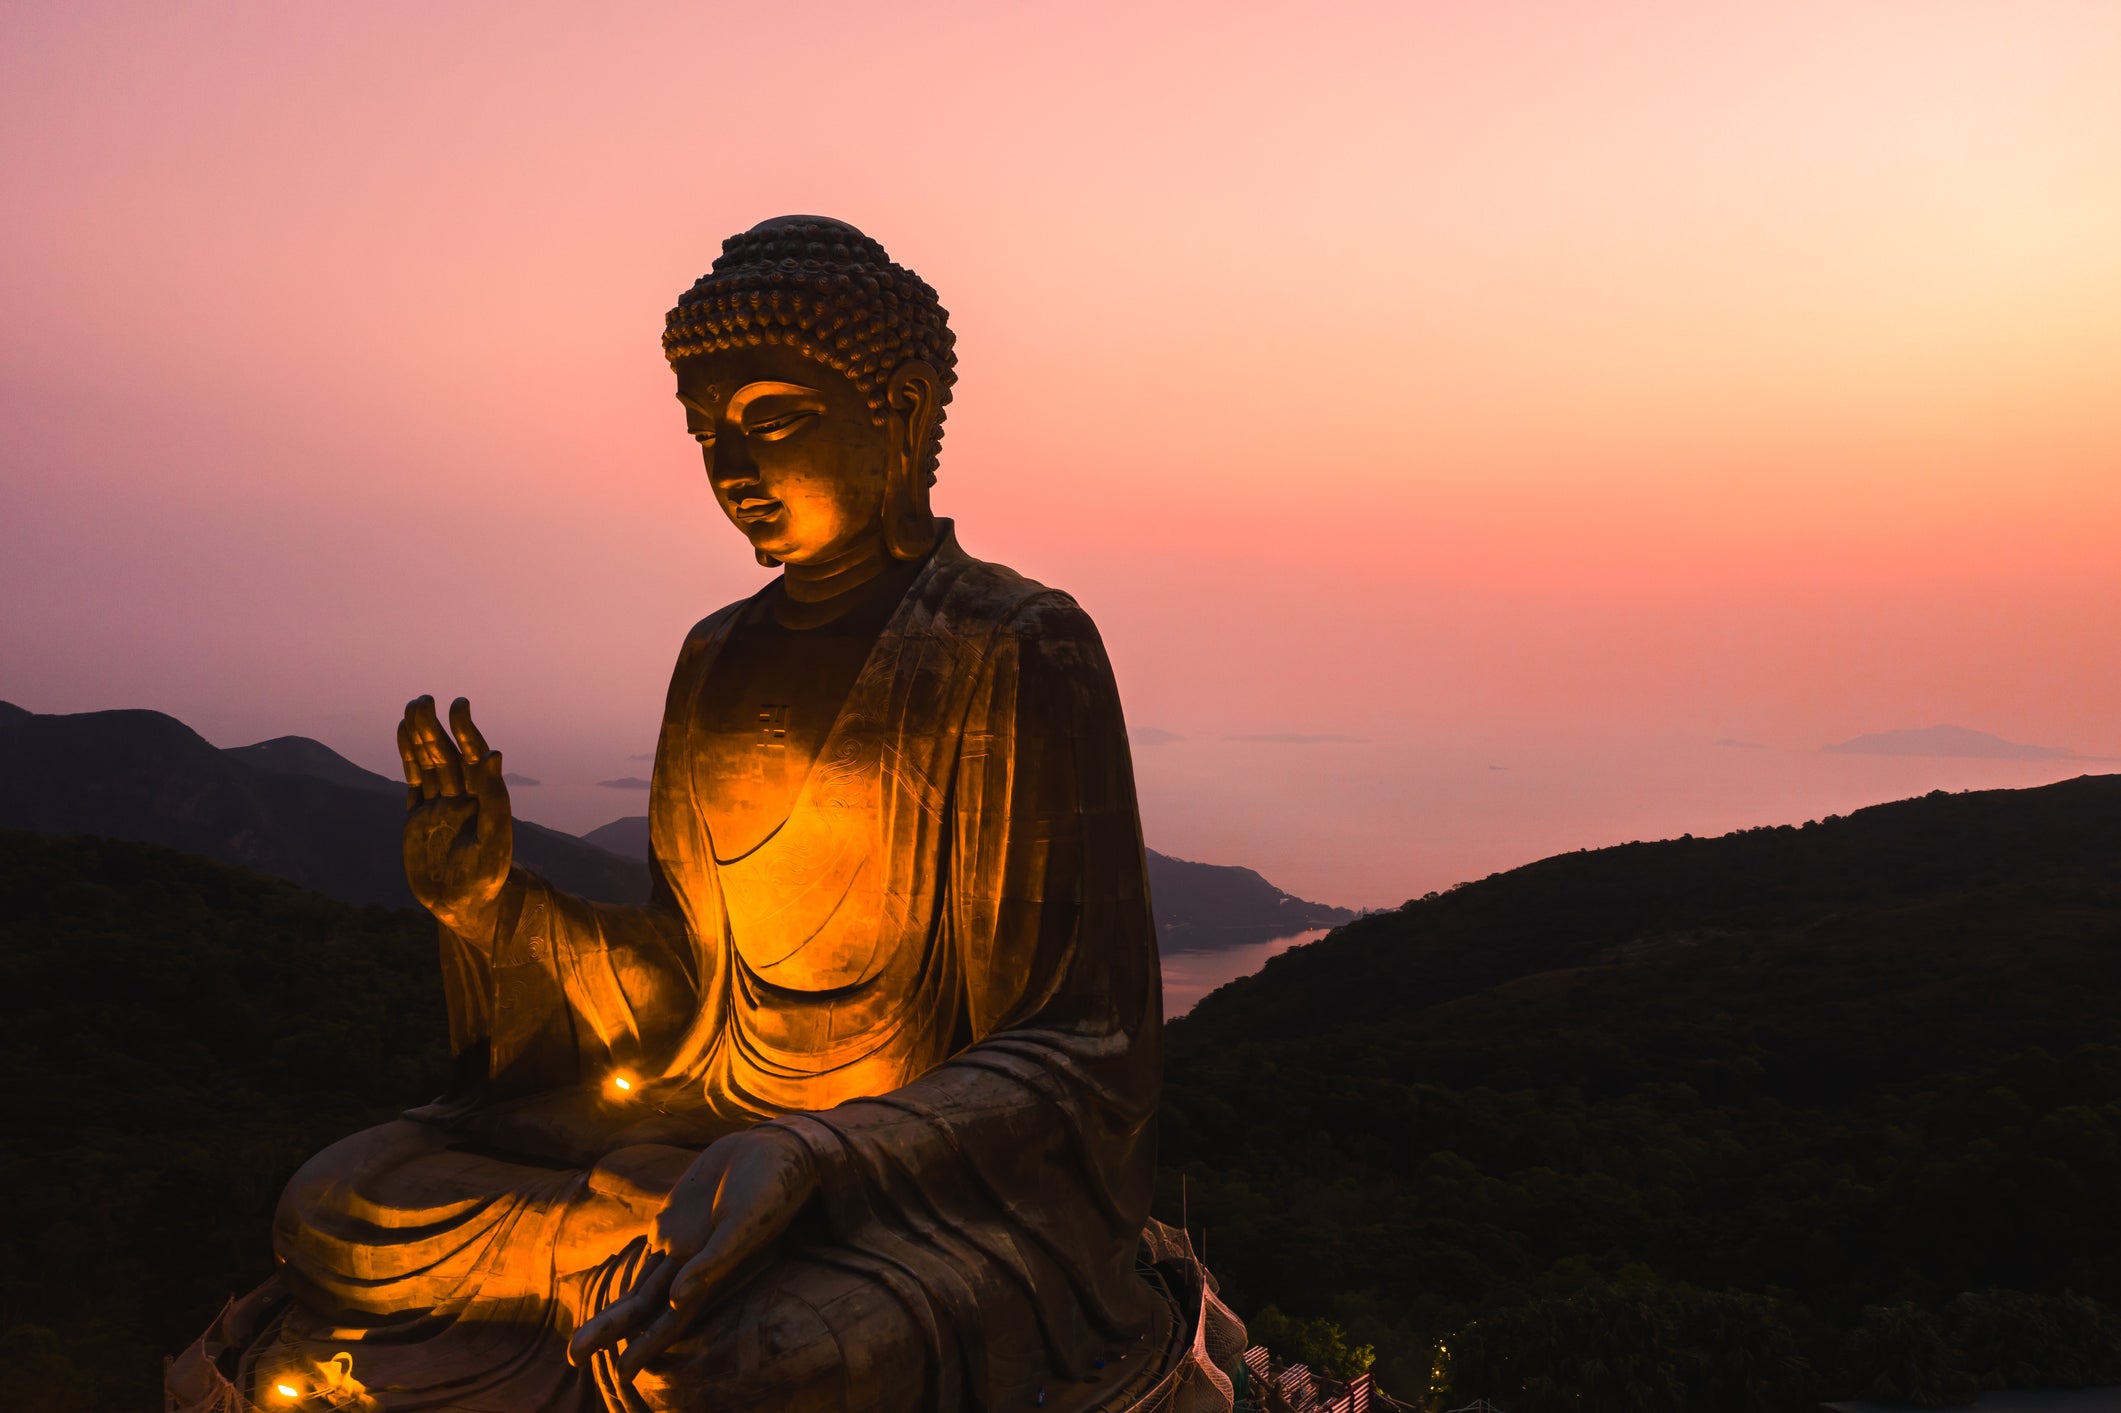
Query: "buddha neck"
781 531 889 604
773 529 917 631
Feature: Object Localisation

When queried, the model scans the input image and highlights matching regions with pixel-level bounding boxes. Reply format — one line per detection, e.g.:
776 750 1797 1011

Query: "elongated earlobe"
884 361 941 561
883 471 937 561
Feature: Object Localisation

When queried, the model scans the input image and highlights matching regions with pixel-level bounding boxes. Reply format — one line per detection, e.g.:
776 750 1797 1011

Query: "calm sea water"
1159 928 1329 1017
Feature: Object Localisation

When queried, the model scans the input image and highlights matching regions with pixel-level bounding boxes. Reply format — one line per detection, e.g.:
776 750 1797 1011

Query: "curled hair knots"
663 217 955 484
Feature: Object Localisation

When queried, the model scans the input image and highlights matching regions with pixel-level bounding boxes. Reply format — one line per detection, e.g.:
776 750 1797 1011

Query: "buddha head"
664 217 957 568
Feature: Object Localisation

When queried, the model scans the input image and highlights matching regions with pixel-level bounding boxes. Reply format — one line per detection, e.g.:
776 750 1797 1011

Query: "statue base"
166 1223 1244 1413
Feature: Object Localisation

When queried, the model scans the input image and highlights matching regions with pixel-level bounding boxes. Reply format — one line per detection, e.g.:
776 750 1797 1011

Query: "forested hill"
1178 772 2121 1053
8 771 2121 1409
1160 772 2121 1405
0 830 452 1410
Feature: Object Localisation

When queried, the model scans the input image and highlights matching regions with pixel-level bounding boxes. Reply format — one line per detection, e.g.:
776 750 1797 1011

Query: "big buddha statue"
167 218 1241 1413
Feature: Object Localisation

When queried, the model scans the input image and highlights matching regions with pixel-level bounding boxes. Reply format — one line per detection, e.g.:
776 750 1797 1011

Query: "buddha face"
674 345 899 566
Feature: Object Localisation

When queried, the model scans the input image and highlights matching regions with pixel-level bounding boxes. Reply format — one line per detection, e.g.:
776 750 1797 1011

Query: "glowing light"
608 1071 637 1097
319 1351 359 1393
274 1383 301 1400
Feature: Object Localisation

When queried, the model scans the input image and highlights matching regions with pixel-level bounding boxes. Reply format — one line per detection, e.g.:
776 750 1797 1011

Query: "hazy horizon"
6 2 2118 909
4 690 2109 912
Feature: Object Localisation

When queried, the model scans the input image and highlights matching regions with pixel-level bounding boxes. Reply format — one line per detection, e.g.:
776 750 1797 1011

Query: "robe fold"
219 526 1188 1413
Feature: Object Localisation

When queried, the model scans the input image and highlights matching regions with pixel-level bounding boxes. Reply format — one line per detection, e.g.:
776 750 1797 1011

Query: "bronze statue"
168 217 1241 1412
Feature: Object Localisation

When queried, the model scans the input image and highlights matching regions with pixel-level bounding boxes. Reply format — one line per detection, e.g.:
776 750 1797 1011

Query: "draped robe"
208 527 1192 1413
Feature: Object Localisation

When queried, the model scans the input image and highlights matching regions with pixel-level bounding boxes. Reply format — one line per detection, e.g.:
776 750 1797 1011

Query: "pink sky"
5 1 2118 908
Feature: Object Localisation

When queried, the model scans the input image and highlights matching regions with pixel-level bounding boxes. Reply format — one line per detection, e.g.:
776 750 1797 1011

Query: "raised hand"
569 1125 819 1379
398 695 513 939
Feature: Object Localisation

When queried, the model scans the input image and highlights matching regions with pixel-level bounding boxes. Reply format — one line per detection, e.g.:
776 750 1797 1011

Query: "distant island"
1823 723 2107 761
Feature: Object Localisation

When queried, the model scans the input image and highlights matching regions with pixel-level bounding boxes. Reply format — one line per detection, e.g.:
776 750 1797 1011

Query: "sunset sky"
5 1 2118 908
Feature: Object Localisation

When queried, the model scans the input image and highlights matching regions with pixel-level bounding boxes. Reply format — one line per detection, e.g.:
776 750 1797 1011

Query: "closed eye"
692 431 715 446
749 410 820 439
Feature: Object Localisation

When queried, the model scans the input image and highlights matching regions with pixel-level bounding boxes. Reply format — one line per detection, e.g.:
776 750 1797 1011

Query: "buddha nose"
711 436 759 489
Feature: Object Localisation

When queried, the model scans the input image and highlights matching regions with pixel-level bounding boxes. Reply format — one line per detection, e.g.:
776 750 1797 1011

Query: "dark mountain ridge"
0 704 648 907
1144 849 1356 949
581 813 652 859
224 733 405 794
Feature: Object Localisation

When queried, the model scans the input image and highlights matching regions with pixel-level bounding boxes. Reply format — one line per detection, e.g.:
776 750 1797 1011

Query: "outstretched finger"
449 697 492 763
396 717 425 803
451 699 511 802
407 695 466 797
569 1253 674 1367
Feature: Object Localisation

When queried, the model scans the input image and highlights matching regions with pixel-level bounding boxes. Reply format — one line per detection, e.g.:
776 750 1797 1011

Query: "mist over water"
1160 929 1328 1017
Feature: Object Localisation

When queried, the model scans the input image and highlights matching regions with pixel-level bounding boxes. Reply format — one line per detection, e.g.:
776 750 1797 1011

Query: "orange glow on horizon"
4 1 2116 909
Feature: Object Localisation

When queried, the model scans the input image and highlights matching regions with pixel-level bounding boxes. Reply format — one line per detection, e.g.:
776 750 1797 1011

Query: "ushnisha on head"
666 217 957 569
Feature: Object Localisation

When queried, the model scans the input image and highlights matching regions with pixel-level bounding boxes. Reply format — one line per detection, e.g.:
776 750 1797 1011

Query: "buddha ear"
882 360 942 560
